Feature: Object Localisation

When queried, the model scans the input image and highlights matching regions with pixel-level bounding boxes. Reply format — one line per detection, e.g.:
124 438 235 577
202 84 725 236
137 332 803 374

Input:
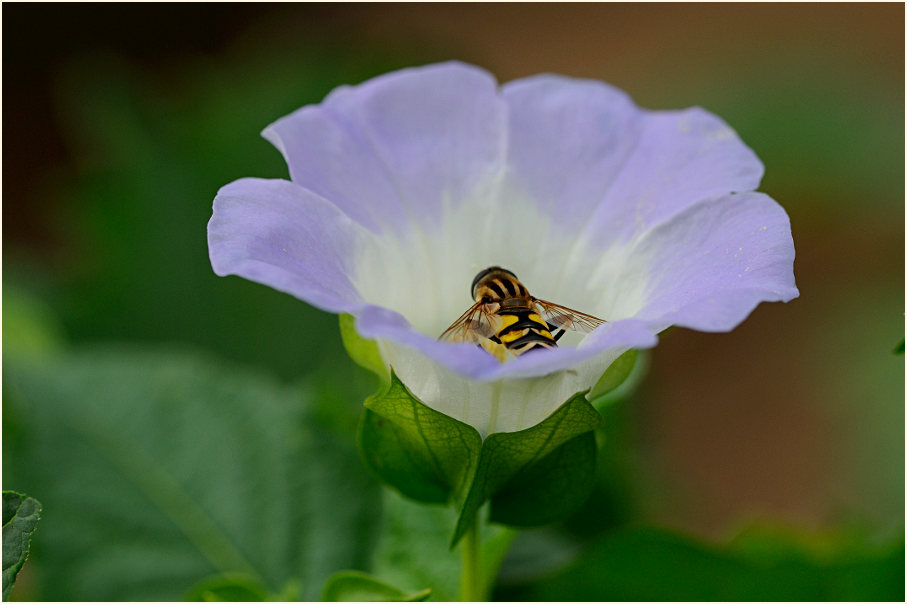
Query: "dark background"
3 3 904 600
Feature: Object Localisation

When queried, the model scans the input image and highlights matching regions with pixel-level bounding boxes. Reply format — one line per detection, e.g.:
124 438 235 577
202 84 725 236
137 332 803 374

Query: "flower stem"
459 514 483 601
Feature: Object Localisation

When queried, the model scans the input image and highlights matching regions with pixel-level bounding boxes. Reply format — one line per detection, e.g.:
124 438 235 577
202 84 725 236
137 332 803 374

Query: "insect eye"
481 296 492 304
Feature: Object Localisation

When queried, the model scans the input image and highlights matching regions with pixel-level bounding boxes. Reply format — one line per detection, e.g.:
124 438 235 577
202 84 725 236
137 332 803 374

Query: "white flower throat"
353 184 651 343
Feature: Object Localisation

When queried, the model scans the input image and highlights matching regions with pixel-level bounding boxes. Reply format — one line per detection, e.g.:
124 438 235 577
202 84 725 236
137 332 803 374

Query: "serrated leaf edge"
2 491 43 601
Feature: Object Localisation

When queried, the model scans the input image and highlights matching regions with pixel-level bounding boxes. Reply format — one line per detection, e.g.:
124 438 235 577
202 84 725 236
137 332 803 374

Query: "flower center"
352 186 650 340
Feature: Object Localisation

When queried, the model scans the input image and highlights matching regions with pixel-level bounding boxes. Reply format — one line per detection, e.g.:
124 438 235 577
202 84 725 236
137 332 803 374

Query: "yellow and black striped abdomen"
490 309 557 356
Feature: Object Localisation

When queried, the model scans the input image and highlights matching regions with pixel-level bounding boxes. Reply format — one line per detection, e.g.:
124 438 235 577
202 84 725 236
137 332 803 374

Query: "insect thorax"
471 267 529 302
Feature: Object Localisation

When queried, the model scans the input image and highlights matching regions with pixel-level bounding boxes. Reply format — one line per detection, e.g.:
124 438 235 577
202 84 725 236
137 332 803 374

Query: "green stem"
459 514 483 601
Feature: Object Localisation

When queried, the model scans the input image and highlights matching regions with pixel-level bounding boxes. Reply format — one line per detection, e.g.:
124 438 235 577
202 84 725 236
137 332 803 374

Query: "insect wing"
534 298 606 334
439 301 497 344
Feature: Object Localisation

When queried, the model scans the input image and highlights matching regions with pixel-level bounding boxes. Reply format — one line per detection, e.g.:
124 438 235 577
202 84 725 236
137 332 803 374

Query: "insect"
439 266 606 360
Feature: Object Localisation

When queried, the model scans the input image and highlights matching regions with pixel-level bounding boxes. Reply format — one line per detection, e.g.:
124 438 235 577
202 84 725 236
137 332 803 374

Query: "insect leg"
546 322 567 342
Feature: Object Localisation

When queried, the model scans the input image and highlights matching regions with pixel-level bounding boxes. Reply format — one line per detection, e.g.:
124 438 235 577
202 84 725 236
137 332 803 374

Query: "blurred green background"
3 4 903 601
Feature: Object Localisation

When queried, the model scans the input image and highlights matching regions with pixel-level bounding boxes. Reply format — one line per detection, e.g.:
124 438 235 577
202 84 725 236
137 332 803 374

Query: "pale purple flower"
208 62 798 436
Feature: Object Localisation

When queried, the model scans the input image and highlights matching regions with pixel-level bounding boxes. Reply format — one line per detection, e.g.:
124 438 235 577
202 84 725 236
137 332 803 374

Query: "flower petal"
262 62 507 235
208 63 800 436
354 303 658 383
630 191 799 331
503 76 764 243
501 75 642 234
593 107 765 241
207 177 370 313
370 318 658 435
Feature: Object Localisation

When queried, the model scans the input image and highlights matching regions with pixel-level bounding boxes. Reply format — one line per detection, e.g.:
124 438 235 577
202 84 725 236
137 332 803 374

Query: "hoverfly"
439 266 606 360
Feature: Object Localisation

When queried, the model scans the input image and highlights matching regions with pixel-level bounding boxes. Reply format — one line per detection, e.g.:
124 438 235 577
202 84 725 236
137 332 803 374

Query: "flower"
207 62 798 436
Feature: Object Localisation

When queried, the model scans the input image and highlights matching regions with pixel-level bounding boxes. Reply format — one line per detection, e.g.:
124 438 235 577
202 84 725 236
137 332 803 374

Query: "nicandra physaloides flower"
207 62 798 436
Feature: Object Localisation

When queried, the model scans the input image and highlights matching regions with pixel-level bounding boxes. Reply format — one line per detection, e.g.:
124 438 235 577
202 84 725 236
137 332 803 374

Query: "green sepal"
2 491 42 601
588 349 638 402
339 314 389 382
451 392 604 546
357 372 482 504
183 572 272 601
489 431 598 527
322 570 431 602
357 375 605 547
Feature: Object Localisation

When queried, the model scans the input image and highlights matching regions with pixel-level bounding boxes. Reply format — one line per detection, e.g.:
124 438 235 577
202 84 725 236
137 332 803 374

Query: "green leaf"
322 570 431 602
370 491 460 601
358 372 481 504
184 573 271 601
452 393 604 546
1 284 65 362
587 349 638 401
495 528 584 587
2 491 42 600
370 490 516 602
500 526 906 601
3 347 381 601
340 314 389 382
